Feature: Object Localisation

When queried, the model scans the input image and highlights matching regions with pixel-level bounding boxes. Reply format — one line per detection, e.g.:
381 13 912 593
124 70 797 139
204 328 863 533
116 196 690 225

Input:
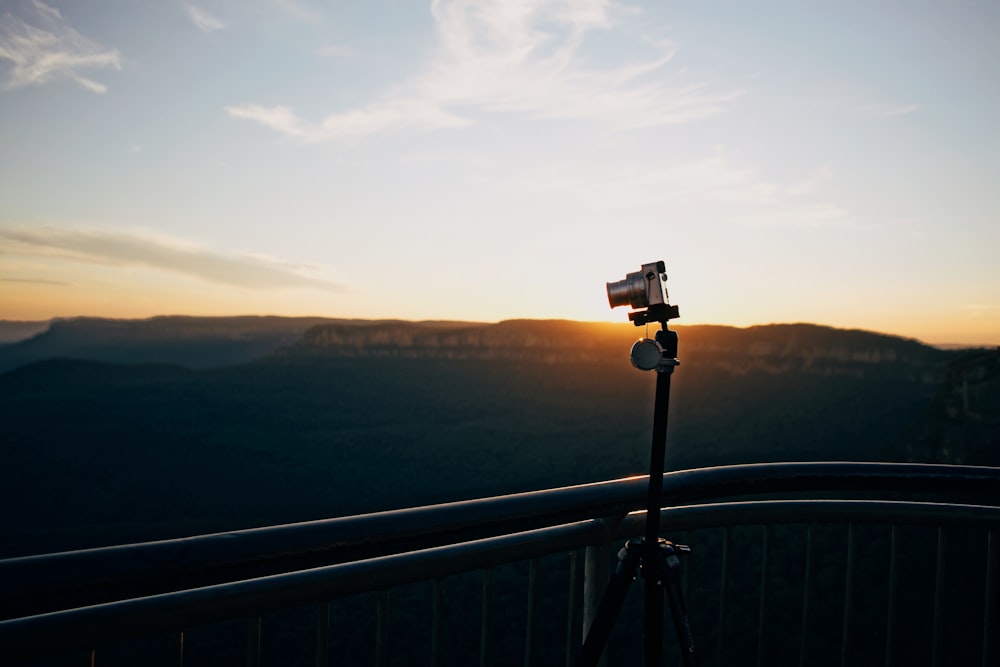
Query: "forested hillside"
1 318 995 558
0 316 347 372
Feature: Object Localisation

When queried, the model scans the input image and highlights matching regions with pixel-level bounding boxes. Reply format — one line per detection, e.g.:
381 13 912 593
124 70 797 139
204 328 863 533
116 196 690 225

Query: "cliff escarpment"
286 320 946 381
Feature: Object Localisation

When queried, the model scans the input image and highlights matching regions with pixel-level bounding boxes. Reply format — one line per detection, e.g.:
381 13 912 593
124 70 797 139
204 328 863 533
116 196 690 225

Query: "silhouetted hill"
286 319 943 368
1 318 994 557
0 315 346 372
0 320 50 344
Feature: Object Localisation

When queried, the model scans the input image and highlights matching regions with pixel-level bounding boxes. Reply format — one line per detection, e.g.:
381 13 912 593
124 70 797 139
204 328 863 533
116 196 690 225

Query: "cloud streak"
228 0 740 141
0 225 342 292
0 277 71 286
505 152 854 229
184 3 226 33
0 0 121 93
878 103 919 118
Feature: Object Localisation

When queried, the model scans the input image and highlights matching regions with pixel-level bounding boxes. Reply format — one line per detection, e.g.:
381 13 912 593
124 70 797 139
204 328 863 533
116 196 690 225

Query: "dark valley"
1 317 997 558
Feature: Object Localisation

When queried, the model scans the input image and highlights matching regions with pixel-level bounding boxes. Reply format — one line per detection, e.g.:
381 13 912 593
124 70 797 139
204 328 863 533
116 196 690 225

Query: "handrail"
1 499 998 661
619 499 1000 534
2 462 998 619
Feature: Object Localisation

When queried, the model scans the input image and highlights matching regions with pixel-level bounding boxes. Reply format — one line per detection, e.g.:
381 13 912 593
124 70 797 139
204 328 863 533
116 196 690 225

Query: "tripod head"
628 303 680 328
606 261 680 372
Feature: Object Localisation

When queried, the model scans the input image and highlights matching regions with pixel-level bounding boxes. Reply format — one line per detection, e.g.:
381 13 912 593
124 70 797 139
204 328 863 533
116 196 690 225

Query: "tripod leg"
577 542 642 667
644 556 665 666
660 546 698 667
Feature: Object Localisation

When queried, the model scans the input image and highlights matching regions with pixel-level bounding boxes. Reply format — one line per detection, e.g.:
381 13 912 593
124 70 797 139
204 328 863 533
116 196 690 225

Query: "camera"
606 261 668 310
606 261 679 326
607 261 681 370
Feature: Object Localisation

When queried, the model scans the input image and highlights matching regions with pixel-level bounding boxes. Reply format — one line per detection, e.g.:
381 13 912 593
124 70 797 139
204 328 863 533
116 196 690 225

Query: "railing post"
432 578 444 667
758 525 771 667
799 524 813 667
524 559 538 667
931 527 946 667
246 616 262 667
885 525 898 667
583 541 610 640
840 523 856 667
481 568 494 667
984 529 995 667
376 590 390 667
173 631 185 667
717 526 731 666
315 603 330 667
565 550 580 667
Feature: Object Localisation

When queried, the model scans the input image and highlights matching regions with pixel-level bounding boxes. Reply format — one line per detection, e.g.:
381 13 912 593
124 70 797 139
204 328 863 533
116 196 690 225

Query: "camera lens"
606 271 649 309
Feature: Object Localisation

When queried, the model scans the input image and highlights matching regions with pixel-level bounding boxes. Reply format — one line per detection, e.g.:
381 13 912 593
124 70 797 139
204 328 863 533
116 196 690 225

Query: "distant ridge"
2 315 995 556
0 315 950 374
0 320 49 344
284 319 632 362
0 315 339 372
286 319 945 374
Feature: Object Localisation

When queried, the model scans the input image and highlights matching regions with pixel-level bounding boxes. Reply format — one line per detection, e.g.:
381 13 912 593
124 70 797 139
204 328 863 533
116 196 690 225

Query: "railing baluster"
376 590 389 667
565 549 579 667
432 578 444 667
524 559 538 667
315 603 330 667
840 523 855 667
174 630 185 667
799 524 813 667
246 616 262 667
582 542 610 667
984 529 995 667
481 569 495 667
931 526 946 667
716 526 730 667
583 543 609 639
885 525 898 667
757 525 770 667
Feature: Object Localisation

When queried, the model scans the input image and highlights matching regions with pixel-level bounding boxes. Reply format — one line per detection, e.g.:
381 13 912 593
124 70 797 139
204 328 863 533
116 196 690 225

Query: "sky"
0 0 998 345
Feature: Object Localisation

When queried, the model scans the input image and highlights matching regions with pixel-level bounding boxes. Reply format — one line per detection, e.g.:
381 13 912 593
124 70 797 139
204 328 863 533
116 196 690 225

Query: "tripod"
577 317 698 667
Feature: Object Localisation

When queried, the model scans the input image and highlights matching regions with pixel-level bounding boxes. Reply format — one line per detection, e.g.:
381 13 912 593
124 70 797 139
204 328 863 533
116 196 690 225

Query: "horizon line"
1 313 997 349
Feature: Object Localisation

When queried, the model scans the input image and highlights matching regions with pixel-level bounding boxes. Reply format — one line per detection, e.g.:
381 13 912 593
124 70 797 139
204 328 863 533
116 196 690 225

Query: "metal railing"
1 462 998 666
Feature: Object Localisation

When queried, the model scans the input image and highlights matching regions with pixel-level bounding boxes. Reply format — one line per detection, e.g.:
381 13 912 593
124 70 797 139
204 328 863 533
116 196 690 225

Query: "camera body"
607 261 681 371
606 260 679 326
606 260 669 310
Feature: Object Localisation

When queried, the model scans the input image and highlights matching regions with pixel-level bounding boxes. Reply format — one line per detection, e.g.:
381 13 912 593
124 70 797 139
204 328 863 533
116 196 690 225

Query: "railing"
1 462 998 666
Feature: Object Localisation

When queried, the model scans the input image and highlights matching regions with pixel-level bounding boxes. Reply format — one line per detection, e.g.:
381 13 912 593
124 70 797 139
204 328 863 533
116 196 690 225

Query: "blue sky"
1 0 997 344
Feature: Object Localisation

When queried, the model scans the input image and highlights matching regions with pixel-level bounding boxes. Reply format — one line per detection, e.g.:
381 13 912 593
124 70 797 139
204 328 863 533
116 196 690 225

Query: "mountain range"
0 316 996 557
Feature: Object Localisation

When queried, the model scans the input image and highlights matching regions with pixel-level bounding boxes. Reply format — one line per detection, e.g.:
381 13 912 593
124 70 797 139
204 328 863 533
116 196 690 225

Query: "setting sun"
0 1 997 346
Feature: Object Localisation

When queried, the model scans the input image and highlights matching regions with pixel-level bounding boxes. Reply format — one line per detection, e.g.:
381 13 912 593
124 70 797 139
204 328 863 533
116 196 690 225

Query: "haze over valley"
2 316 996 558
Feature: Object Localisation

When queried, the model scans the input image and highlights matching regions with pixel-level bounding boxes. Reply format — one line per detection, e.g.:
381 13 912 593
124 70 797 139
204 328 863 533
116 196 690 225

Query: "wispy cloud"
267 0 324 24
228 0 740 142
0 0 121 93
0 225 342 291
878 103 919 118
0 277 71 286
183 3 226 33
228 100 471 141
505 152 854 229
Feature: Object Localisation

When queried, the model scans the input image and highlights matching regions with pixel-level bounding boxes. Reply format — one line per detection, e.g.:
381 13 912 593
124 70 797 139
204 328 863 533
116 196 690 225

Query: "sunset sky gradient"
1 0 997 344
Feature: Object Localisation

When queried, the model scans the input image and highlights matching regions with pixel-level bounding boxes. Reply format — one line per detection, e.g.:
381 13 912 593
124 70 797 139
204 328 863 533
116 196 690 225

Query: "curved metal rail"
1 462 997 663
